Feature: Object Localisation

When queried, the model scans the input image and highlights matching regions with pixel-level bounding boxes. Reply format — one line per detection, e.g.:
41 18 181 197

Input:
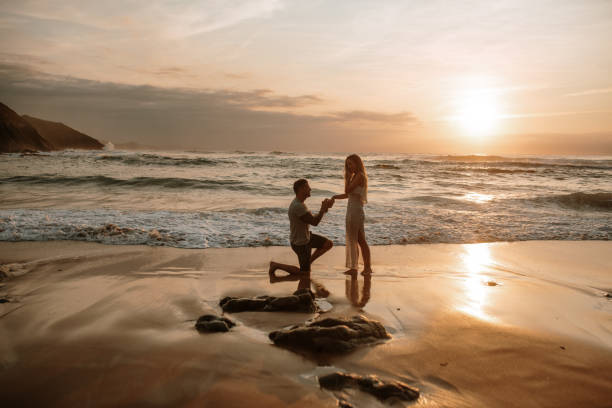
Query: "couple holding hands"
269 154 372 283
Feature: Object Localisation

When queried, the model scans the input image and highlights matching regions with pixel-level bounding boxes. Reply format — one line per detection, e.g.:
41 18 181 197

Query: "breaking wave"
95 153 226 166
534 192 612 211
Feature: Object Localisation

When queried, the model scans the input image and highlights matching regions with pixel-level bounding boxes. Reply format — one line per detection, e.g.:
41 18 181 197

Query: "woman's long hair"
344 154 368 204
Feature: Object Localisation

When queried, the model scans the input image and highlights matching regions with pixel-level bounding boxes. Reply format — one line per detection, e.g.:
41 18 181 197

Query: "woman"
332 154 372 275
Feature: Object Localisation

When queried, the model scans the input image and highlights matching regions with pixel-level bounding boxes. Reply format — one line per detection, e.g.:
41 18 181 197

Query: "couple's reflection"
345 270 371 308
269 270 330 298
268 268 371 306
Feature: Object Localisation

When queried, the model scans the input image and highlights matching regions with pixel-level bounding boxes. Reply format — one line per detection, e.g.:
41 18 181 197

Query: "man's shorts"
291 233 328 272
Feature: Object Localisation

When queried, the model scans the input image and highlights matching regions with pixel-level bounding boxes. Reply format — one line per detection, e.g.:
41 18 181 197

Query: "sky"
1 0 611 154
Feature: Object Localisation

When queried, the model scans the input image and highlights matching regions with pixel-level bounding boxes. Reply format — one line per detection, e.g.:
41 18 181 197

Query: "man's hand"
320 199 331 213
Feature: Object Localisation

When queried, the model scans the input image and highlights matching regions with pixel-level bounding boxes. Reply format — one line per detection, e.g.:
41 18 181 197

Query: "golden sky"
1 0 611 153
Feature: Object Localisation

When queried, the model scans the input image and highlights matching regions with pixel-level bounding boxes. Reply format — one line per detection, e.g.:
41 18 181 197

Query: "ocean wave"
404 192 612 212
224 207 287 216
405 156 612 170
0 174 286 193
1 204 610 250
403 195 488 209
434 154 508 162
96 153 226 167
373 164 401 170
447 166 537 174
533 192 612 211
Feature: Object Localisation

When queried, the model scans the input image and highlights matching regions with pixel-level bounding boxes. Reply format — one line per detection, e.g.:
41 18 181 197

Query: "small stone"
440 362 448 367
337 399 353 408
560 346 566 350
319 372 419 402
195 314 235 333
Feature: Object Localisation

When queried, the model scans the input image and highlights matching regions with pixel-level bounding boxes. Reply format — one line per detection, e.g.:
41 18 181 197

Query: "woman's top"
347 185 366 208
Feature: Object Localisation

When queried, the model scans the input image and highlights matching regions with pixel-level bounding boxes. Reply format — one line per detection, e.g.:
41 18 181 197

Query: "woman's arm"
333 193 348 200
344 173 364 194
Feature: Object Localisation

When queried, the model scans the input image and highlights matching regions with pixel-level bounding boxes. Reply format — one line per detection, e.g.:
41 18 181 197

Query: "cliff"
22 115 104 151
0 103 53 153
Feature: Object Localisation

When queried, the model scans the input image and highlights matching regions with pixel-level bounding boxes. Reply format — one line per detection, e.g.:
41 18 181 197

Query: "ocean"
0 150 610 248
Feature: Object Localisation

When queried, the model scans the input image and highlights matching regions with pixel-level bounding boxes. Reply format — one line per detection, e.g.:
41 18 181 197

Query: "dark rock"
220 288 317 313
0 298 9 303
319 372 419 403
195 314 235 333
269 315 390 354
0 102 53 153
1 102 105 153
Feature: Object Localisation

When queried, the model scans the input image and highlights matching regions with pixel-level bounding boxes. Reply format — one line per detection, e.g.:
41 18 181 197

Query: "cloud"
500 110 612 119
0 62 417 151
329 110 418 125
0 62 324 109
565 87 612 97
0 0 284 37
115 64 198 79
224 72 250 80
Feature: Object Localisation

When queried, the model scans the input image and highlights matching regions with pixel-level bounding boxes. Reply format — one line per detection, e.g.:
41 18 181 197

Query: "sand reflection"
458 243 495 321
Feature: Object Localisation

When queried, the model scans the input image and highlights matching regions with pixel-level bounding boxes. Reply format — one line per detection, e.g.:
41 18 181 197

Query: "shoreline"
1 240 611 407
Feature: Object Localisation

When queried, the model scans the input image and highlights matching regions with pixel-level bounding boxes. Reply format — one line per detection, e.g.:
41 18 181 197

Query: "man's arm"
299 200 330 226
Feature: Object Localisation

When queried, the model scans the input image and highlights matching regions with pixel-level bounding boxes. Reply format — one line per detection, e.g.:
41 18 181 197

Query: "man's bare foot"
344 269 358 276
361 267 373 276
269 262 279 283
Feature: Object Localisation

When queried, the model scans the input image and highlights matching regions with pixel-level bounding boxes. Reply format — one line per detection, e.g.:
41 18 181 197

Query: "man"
269 178 334 279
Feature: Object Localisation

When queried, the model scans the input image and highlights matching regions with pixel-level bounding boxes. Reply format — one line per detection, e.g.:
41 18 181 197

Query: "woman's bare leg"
357 228 372 275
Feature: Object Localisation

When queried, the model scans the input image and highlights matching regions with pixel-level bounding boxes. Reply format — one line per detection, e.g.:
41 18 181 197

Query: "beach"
1 240 611 407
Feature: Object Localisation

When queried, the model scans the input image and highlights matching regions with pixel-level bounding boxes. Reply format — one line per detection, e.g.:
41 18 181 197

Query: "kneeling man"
269 178 334 279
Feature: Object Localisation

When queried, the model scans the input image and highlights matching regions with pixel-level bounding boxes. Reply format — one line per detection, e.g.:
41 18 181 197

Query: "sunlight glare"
458 243 495 321
456 93 500 137
461 192 494 203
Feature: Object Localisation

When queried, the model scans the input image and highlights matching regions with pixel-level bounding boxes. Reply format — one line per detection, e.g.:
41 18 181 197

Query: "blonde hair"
344 154 368 204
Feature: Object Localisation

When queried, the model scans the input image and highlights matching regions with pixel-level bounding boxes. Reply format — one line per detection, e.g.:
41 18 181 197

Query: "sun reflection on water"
458 243 495 321
461 192 494 203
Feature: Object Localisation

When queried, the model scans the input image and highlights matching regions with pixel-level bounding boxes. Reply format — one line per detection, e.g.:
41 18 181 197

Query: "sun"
455 93 501 137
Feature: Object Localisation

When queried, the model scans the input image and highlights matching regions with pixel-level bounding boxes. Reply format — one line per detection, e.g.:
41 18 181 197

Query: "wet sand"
1 241 611 407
